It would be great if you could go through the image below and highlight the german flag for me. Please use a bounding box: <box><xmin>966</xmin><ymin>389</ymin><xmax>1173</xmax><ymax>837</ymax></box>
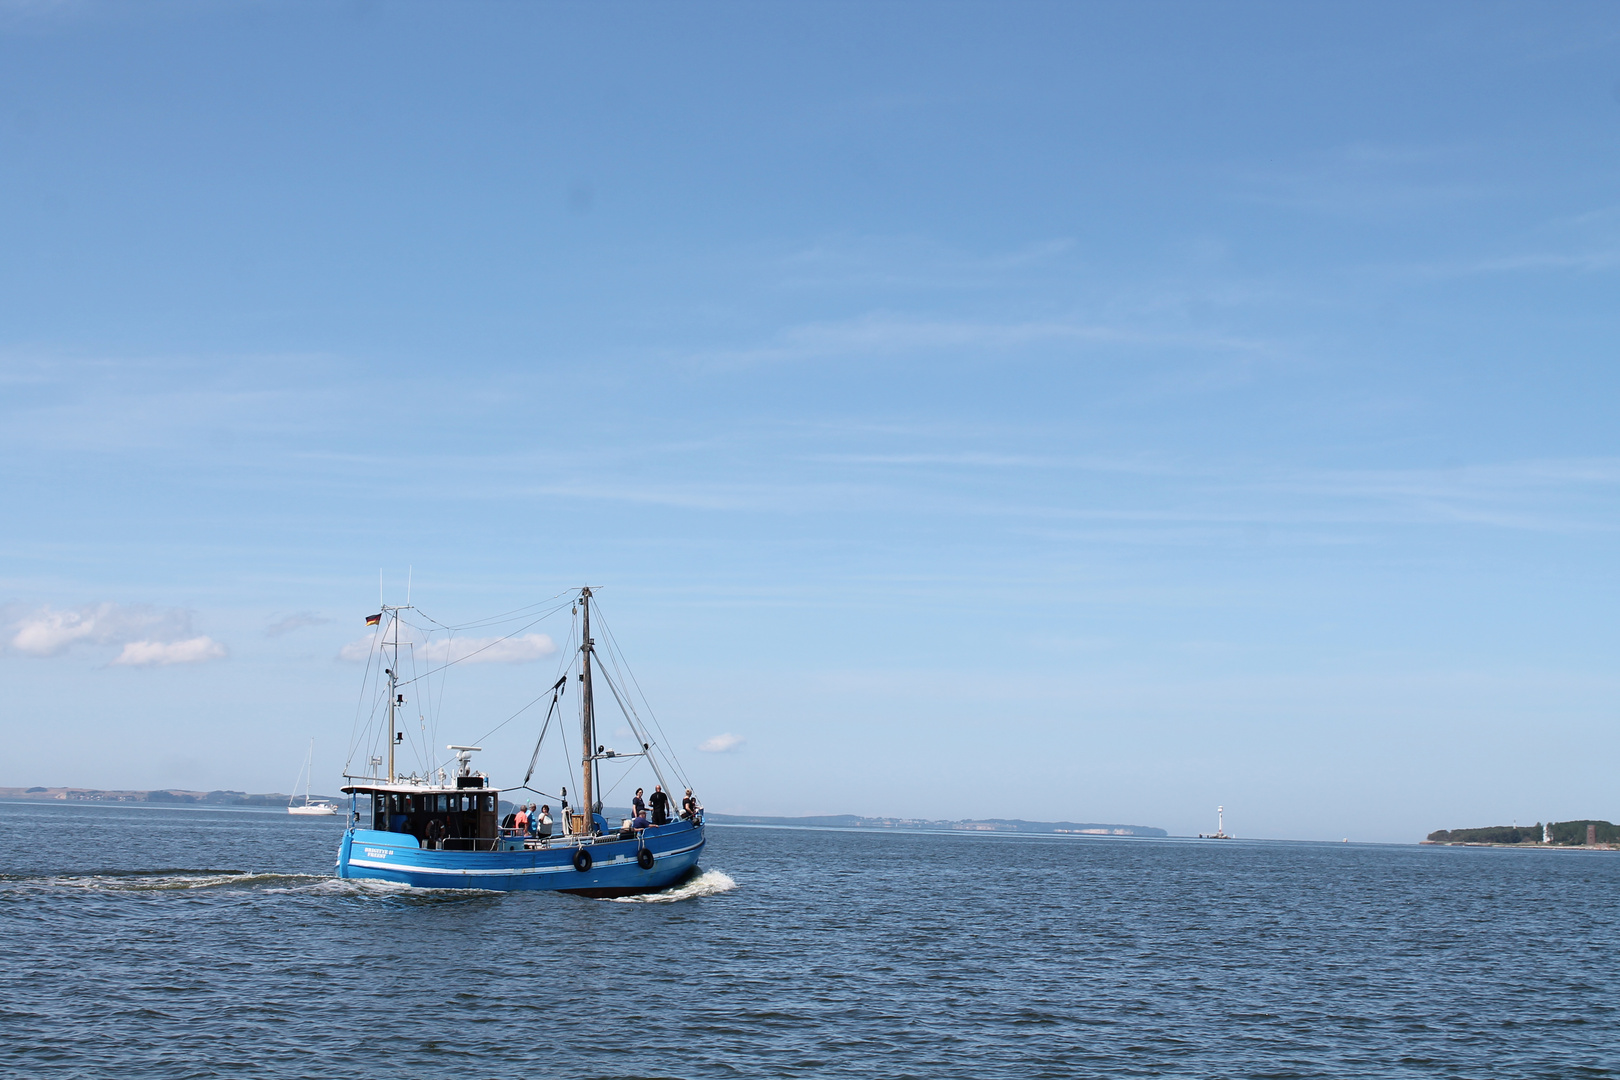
<box><xmin>365</xmin><ymin>612</ymin><xmax>383</xmax><ymax>626</ymax></box>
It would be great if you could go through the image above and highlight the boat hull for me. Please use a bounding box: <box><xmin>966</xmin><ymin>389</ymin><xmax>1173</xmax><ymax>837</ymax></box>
<box><xmin>335</xmin><ymin>819</ymin><xmax>705</xmax><ymax>895</ymax></box>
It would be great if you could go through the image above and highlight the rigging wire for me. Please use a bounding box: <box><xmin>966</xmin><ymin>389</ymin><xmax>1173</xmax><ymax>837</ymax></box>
<box><xmin>597</xmin><ymin>758</ymin><xmax>640</xmax><ymax>802</ymax></box>
<box><xmin>592</xmin><ymin>662</ymin><xmax>670</xmax><ymax>794</ymax></box>
<box><xmin>343</xmin><ymin>621</ymin><xmax>385</xmax><ymax>774</ymax></box>
<box><xmin>391</xmin><ymin>599</ymin><xmax>575</xmax><ymax>689</ymax></box>
<box><xmin>593</xmin><ymin>605</ymin><xmax>692</xmax><ymax>792</ymax></box>
<box><xmin>427</xmin><ymin>685</ymin><xmax>555</xmax><ymax>777</ymax></box>
<box><xmin>522</xmin><ymin>677</ymin><xmax>568</xmax><ymax>786</ymax></box>
<box><xmin>412</xmin><ymin>589</ymin><xmax>575</xmax><ymax>633</ymax></box>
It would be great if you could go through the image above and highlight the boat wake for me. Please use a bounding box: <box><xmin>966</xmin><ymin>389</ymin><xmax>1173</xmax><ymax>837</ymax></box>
<box><xmin>282</xmin><ymin>877</ymin><xmax>500</xmax><ymax>901</ymax></box>
<box><xmin>0</xmin><ymin>869</ymin><xmax>316</xmax><ymax>893</ymax></box>
<box><xmin>609</xmin><ymin>868</ymin><xmax>736</xmax><ymax>903</ymax></box>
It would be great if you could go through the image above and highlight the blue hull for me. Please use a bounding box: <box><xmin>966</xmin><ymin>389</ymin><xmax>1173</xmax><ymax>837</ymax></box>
<box><xmin>336</xmin><ymin>819</ymin><xmax>705</xmax><ymax>896</ymax></box>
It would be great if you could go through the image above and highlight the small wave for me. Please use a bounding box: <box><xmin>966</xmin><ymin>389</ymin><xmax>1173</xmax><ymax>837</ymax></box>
<box><xmin>1</xmin><ymin>871</ymin><xmax>313</xmax><ymax>893</ymax></box>
<box><xmin>609</xmin><ymin>868</ymin><xmax>736</xmax><ymax>903</ymax></box>
<box><xmin>277</xmin><ymin>877</ymin><xmax>495</xmax><ymax>899</ymax></box>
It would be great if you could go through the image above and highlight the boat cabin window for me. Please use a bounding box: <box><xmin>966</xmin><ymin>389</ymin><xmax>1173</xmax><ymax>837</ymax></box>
<box><xmin>363</xmin><ymin>788</ymin><xmax>499</xmax><ymax>843</ymax></box>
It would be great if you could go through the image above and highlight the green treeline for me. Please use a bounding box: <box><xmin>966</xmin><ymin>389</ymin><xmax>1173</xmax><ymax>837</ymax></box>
<box><xmin>1427</xmin><ymin>820</ymin><xmax>1618</xmax><ymax>845</ymax></box>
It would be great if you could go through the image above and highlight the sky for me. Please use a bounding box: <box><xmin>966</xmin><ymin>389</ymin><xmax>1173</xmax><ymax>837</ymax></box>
<box><xmin>2</xmin><ymin>1</ymin><xmax>1618</xmax><ymax>843</ymax></box>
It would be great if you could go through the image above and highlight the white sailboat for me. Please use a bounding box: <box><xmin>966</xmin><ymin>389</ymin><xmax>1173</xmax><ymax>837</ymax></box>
<box><xmin>288</xmin><ymin>740</ymin><xmax>338</xmax><ymax>815</ymax></box>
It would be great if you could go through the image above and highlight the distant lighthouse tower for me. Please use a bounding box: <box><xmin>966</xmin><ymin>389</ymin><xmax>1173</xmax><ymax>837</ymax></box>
<box><xmin>1201</xmin><ymin>805</ymin><xmax>1232</xmax><ymax>839</ymax></box>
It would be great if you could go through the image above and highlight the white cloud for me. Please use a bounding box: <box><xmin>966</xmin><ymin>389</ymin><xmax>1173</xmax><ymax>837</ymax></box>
<box><xmin>5</xmin><ymin>603</ymin><xmax>215</xmax><ymax>661</ymax></box>
<box><xmin>339</xmin><ymin>631</ymin><xmax>556</xmax><ymax>665</ymax></box>
<box><xmin>338</xmin><ymin>636</ymin><xmax>377</xmax><ymax>663</ymax></box>
<box><xmin>265</xmin><ymin>611</ymin><xmax>331</xmax><ymax>637</ymax></box>
<box><xmin>10</xmin><ymin>606</ymin><xmax>107</xmax><ymax>655</ymax></box>
<box><xmin>110</xmin><ymin>637</ymin><xmax>228</xmax><ymax>667</ymax></box>
<box><xmin>697</xmin><ymin>733</ymin><xmax>746</xmax><ymax>753</ymax></box>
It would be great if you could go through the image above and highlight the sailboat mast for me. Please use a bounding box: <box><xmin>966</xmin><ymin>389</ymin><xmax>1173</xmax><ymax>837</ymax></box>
<box><xmin>579</xmin><ymin>587</ymin><xmax>596</xmax><ymax>834</ymax></box>
<box><xmin>387</xmin><ymin>608</ymin><xmax>398</xmax><ymax>783</ymax></box>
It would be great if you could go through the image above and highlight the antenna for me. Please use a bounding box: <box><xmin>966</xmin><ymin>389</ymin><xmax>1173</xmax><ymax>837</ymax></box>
<box><xmin>378</xmin><ymin>568</ymin><xmax>383</xmax><ymax>607</ymax></box>
<box><xmin>448</xmin><ymin>744</ymin><xmax>483</xmax><ymax>777</ymax></box>
<box><xmin>407</xmin><ymin>566</ymin><xmax>412</xmax><ymax>604</ymax></box>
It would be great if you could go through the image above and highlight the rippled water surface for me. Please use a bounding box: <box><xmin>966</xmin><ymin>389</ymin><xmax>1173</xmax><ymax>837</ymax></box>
<box><xmin>2</xmin><ymin>801</ymin><xmax>1618</xmax><ymax>1078</ymax></box>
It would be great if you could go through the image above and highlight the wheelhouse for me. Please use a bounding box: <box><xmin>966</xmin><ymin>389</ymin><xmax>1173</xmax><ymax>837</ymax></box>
<box><xmin>344</xmin><ymin>778</ymin><xmax>502</xmax><ymax>851</ymax></box>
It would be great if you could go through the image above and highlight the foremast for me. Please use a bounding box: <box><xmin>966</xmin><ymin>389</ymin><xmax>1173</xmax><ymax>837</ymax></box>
<box><xmin>381</xmin><ymin>602</ymin><xmax>412</xmax><ymax>783</ymax></box>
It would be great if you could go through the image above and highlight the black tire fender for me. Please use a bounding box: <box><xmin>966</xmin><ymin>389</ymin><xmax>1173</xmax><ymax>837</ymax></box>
<box><xmin>636</xmin><ymin>847</ymin><xmax>655</xmax><ymax>870</ymax></box>
<box><xmin>573</xmin><ymin>847</ymin><xmax>592</xmax><ymax>872</ymax></box>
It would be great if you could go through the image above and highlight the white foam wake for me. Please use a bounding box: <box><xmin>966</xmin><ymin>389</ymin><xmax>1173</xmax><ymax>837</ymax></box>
<box><xmin>3</xmin><ymin>871</ymin><xmax>306</xmax><ymax>893</ymax></box>
<box><xmin>610</xmin><ymin>868</ymin><xmax>737</xmax><ymax>903</ymax></box>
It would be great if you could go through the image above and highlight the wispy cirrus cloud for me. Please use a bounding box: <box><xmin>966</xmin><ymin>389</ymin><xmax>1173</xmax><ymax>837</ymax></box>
<box><xmin>697</xmin><ymin>312</ymin><xmax>1266</xmax><ymax>370</ymax></box>
<box><xmin>338</xmin><ymin>631</ymin><xmax>556</xmax><ymax>665</ymax></box>
<box><xmin>3</xmin><ymin>603</ymin><xmax>227</xmax><ymax>666</ymax></box>
<box><xmin>265</xmin><ymin>611</ymin><xmax>332</xmax><ymax>637</ymax></box>
<box><xmin>697</xmin><ymin>733</ymin><xmax>745</xmax><ymax>753</ymax></box>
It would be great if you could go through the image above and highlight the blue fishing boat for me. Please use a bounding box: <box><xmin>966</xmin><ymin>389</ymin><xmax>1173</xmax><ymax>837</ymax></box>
<box><xmin>335</xmin><ymin>586</ymin><xmax>705</xmax><ymax>896</ymax></box>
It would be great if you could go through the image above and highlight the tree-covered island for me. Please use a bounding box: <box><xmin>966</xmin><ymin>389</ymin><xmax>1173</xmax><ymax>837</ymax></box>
<box><xmin>1426</xmin><ymin>820</ymin><xmax>1618</xmax><ymax>846</ymax></box>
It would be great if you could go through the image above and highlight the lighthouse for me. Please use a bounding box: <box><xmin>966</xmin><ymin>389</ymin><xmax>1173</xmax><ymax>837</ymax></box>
<box><xmin>1200</xmin><ymin>805</ymin><xmax>1232</xmax><ymax>839</ymax></box>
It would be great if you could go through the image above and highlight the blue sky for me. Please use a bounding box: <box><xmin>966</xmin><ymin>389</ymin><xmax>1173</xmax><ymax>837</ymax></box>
<box><xmin>2</xmin><ymin>2</ymin><xmax>1618</xmax><ymax>842</ymax></box>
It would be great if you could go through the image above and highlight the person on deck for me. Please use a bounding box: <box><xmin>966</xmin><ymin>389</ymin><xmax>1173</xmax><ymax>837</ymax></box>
<box><xmin>631</xmin><ymin>808</ymin><xmax>650</xmax><ymax>830</ymax></box>
<box><xmin>514</xmin><ymin>805</ymin><xmax>529</xmax><ymax>834</ymax></box>
<box><xmin>632</xmin><ymin>788</ymin><xmax>646</xmax><ymax>817</ymax></box>
<box><xmin>648</xmin><ymin>785</ymin><xmax>669</xmax><ymax>826</ymax></box>
<box><xmin>537</xmin><ymin>805</ymin><xmax>553</xmax><ymax>838</ymax></box>
<box><xmin>681</xmin><ymin>790</ymin><xmax>698</xmax><ymax>820</ymax></box>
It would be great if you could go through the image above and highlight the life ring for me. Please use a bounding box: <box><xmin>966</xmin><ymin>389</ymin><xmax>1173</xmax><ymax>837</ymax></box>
<box><xmin>636</xmin><ymin>847</ymin><xmax>655</xmax><ymax>870</ymax></box>
<box><xmin>573</xmin><ymin>848</ymin><xmax>592</xmax><ymax>872</ymax></box>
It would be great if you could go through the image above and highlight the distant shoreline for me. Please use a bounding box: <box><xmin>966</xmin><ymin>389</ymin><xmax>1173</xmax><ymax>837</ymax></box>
<box><xmin>1420</xmin><ymin>840</ymin><xmax>1618</xmax><ymax>851</ymax></box>
<box><xmin>0</xmin><ymin>786</ymin><xmax>343</xmax><ymax>808</ymax></box>
<box><xmin>704</xmin><ymin>812</ymin><xmax>1167</xmax><ymax>837</ymax></box>
<box><xmin>0</xmin><ymin>787</ymin><xmax>1166</xmax><ymax>837</ymax></box>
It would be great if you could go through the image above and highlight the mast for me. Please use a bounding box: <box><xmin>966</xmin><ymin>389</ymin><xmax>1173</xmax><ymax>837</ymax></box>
<box><xmin>579</xmin><ymin>586</ymin><xmax>596</xmax><ymax>834</ymax></box>
<box><xmin>386</xmin><ymin>606</ymin><xmax>400</xmax><ymax>783</ymax></box>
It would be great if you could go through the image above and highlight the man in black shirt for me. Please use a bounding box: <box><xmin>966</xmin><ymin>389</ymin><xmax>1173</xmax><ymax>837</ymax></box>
<box><xmin>648</xmin><ymin>785</ymin><xmax>670</xmax><ymax>826</ymax></box>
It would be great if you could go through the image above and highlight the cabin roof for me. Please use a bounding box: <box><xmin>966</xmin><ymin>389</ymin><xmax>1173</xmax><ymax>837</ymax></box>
<box><xmin>341</xmin><ymin>782</ymin><xmax>501</xmax><ymax>796</ymax></box>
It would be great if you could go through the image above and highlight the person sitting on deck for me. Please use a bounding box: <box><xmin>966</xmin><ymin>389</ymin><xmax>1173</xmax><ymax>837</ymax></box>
<box><xmin>648</xmin><ymin>785</ymin><xmax>670</xmax><ymax>826</ymax></box>
<box><xmin>536</xmin><ymin>805</ymin><xmax>553</xmax><ymax>838</ymax></box>
<box><xmin>681</xmin><ymin>790</ymin><xmax>698</xmax><ymax>820</ymax></box>
<box><xmin>631</xmin><ymin>808</ymin><xmax>650</xmax><ymax>830</ymax></box>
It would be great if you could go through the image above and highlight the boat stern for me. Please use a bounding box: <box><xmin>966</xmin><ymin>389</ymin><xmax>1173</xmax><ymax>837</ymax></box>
<box><xmin>336</xmin><ymin>827</ymin><xmax>356</xmax><ymax>878</ymax></box>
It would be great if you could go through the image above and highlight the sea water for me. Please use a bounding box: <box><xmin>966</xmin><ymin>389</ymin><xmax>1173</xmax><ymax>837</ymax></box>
<box><xmin>1</xmin><ymin>800</ymin><xmax>1617</xmax><ymax>1078</ymax></box>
